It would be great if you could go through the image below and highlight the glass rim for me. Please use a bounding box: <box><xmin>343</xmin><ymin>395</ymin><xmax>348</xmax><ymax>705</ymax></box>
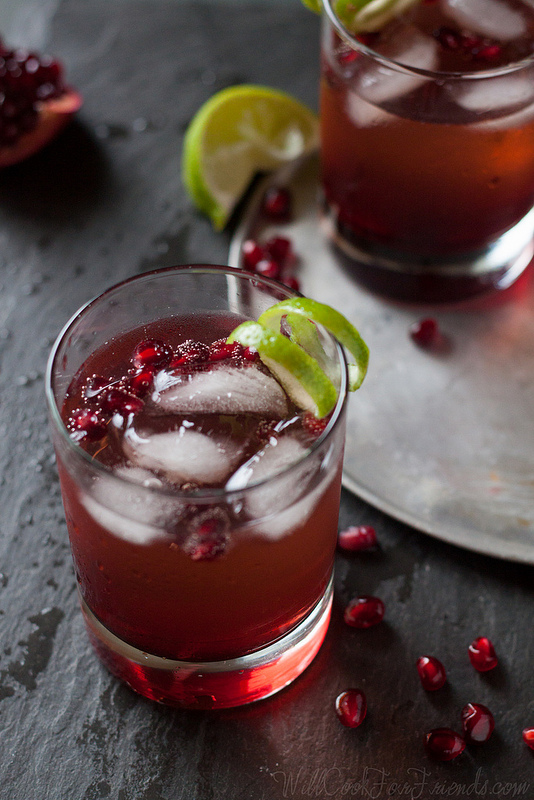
<box><xmin>45</xmin><ymin>264</ymin><xmax>349</xmax><ymax>501</ymax></box>
<box><xmin>321</xmin><ymin>0</ymin><xmax>534</xmax><ymax>80</ymax></box>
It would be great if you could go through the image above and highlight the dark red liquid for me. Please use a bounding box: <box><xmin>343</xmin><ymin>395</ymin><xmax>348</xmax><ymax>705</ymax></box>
<box><xmin>58</xmin><ymin>312</ymin><xmax>342</xmax><ymax>662</ymax></box>
<box><xmin>320</xmin><ymin>0</ymin><xmax>534</xmax><ymax>300</ymax></box>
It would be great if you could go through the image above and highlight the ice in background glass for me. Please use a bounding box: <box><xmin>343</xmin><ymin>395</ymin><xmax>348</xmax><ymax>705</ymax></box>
<box><xmin>320</xmin><ymin>0</ymin><xmax>534</xmax><ymax>303</ymax></box>
<box><xmin>46</xmin><ymin>266</ymin><xmax>348</xmax><ymax>709</ymax></box>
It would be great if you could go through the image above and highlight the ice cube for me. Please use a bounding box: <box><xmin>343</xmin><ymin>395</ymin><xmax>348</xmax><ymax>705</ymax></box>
<box><xmin>226</xmin><ymin>435</ymin><xmax>330</xmax><ymax>540</ymax></box>
<box><xmin>154</xmin><ymin>364</ymin><xmax>288</xmax><ymax>417</ymax></box>
<box><xmin>80</xmin><ymin>467</ymin><xmax>167</xmax><ymax>545</ymax></box>
<box><xmin>357</xmin><ymin>26</ymin><xmax>439</xmax><ymax>106</ymax></box>
<box><xmin>123</xmin><ymin>427</ymin><xmax>244</xmax><ymax>485</ymax></box>
<box><xmin>451</xmin><ymin>74</ymin><xmax>534</xmax><ymax>114</ymax></box>
<box><xmin>441</xmin><ymin>0</ymin><xmax>527</xmax><ymax>41</ymax></box>
<box><xmin>346</xmin><ymin>90</ymin><xmax>394</xmax><ymax>127</ymax></box>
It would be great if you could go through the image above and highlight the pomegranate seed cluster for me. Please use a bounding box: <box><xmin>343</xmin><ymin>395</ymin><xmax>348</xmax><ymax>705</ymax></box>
<box><xmin>66</xmin><ymin>335</ymin><xmax>259</xmax><ymax>443</ymax></box>
<box><xmin>0</xmin><ymin>39</ymin><xmax>66</xmax><ymax>147</ymax></box>
<box><xmin>434</xmin><ymin>26</ymin><xmax>504</xmax><ymax>63</ymax></box>
<box><xmin>240</xmin><ymin>186</ymin><xmax>301</xmax><ymax>292</ymax></box>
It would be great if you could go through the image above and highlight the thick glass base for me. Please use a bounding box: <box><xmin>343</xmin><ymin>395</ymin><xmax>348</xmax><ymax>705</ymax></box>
<box><xmin>80</xmin><ymin>578</ymin><xmax>333</xmax><ymax>709</ymax></box>
<box><xmin>322</xmin><ymin>205</ymin><xmax>534</xmax><ymax>304</ymax></box>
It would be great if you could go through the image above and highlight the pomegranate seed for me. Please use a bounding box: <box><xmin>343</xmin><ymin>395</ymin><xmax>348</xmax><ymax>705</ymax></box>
<box><xmin>302</xmin><ymin>412</ymin><xmax>327</xmax><ymax>438</ymax></box>
<box><xmin>255</xmin><ymin>258</ymin><xmax>281</xmax><ymax>280</ymax></box>
<box><xmin>468</xmin><ymin>636</ymin><xmax>498</xmax><ymax>672</ymax></box>
<box><xmin>132</xmin><ymin>339</ymin><xmax>172</xmax><ymax>369</ymax></box>
<box><xmin>409</xmin><ymin>317</ymin><xmax>439</xmax><ymax>347</ymax></box>
<box><xmin>183</xmin><ymin>516</ymin><xmax>228</xmax><ymax>561</ymax></box>
<box><xmin>127</xmin><ymin>367</ymin><xmax>155</xmax><ymax>397</ymax></box>
<box><xmin>242</xmin><ymin>239</ymin><xmax>266</xmax><ymax>270</ymax></box>
<box><xmin>416</xmin><ymin>656</ymin><xmax>447</xmax><ymax>691</ymax></box>
<box><xmin>261</xmin><ymin>186</ymin><xmax>292</xmax><ymax>221</ymax></box>
<box><xmin>335</xmin><ymin>689</ymin><xmax>367</xmax><ymax>728</ymax></box>
<box><xmin>424</xmin><ymin>729</ymin><xmax>465</xmax><ymax>761</ymax></box>
<box><xmin>171</xmin><ymin>340</ymin><xmax>209</xmax><ymax>367</ymax></box>
<box><xmin>242</xmin><ymin>346</ymin><xmax>259</xmax><ymax>361</ymax></box>
<box><xmin>209</xmin><ymin>340</ymin><xmax>243</xmax><ymax>361</ymax></box>
<box><xmin>344</xmin><ymin>595</ymin><xmax>385</xmax><ymax>629</ymax></box>
<box><xmin>523</xmin><ymin>728</ymin><xmax>534</xmax><ymax>750</ymax></box>
<box><xmin>436</xmin><ymin>26</ymin><xmax>463</xmax><ymax>50</ymax></box>
<box><xmin>0</xmin><ymin>42</ymin><xmax>66</xmax><ymax>147</ymax></box>
<box><xmin>475</xmin><ymin>44</ymin><xmax>502</xmax><ymax>62</ymax></box>
<box><xmin>282</xmin><ymin>275</ymin><xmax>301</xmax><ymax>292</ymax></box>
<box><xmin>69</xmin><ymin>408</ymin><xmax>107</xmax><ymax>441</ymax></box>
<box><xmin>338</xmin><ymin>525</ymin><xmax>377</xmax><ymax>552</ymax></box>
<box><xmin>101</xmin><ymin>387</ymin><xmax>144</xmax><ymax>415</ymax></box>
<box><xmin>461</xmin><ymin>703</ymin><xmax>495</xmax><ymax>744</ymax></box>
<box><xmin>264</xmin><ymin>236</ymin><xmax>293</xmax><ymax>267</ymax></box>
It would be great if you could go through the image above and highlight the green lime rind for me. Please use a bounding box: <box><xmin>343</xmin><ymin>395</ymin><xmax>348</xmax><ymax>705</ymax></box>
<box><xmin>227</xmin><ymin>320</ymin><xmax>338</xmax><ymax>418</ymax></box>
<box><xmin>182</xmin><ymin>84</ymin><xmax>319</xmax><ymax>230</ymax></box>
<box><xmin>300</xmin><ymin>0</ymin><xmax>322</xmax><ymax>12</ymax></box>
<box><xmin>258</xmin><ymin>298</ymin><xmax>369</xmax><ymax>391</ymax></box>
<box><xmin>333</xmin><ymin>0</ymin><xmax>421</xmax><ymax>33</ymax></box>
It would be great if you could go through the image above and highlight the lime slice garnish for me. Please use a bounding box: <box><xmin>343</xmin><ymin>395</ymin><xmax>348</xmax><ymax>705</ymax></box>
<box><xmin>300</xmin><ymin>0</ymin><xmax>322</xmax><ymax>12</ymax></box>
<box><xmin>258</xmin><ymin>298</ymin><xmax>369</xmax><ymax>391</ymax></box>
<box><xmin>227</xmin><ymin>321</ymin><xmax>338</xmax><ymax>419</ymax></box>
<box><xmin>333</xmin><ymin>0</ymin><xmax>421</xmax><ymax>33</ymax></box>
<box><xmin>182</xmin><ymin>85</ymin><xmax>319</xmax><ymax>230</ymax></box>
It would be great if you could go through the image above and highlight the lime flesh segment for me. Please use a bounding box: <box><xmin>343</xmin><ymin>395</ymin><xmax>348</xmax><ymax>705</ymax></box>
<box><xmin>333</xmin><ymin>0</ymin><xmax>421</xmax><ymax>33</ymax></box>
<box><xmin>258</xmin><ymin>298</ymin><xmax>369</xmax><ymax>391</ymax></box>
<box><xmin>227</xmin><ymin>321</ymin><xmax>338</xmax><ymax>418</ymax></box>
<box><xmin>182</xmin><ymin>85</ymin><xmax>319</xmax><ymax>230</ymax></box>
<box><xmin>300</xmin><ymin>0</ymin><xmax>322</xmax><ymax>12</ymax></box>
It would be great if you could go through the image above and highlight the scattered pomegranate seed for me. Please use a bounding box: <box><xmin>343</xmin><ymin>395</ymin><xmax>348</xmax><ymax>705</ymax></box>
<box><xmin>282</xmin><ymin>275</ymin><xmax>300</xmax><ymax>292</ymax></box>
<box><xmin>101</xmin><ymin>387</ymin><xmax>144</xmax><ymax>416</ymax></box>
<box><xmin>255</xmin><ymin>258</ymin><xmax>281</xmax><ymax>280</ymax></box>
<box><xmin>461</xmin><ymin>703</ymin><xmax>495</xmax><ymax>744</ymax></box>
<box><xmin>409</xmin><ymin>317</ymin><xmax>439</xmax><ymax>347</ymax></box>
<box><xmin>261</xmin><ymin>186</ymin><xmax>292</xmax><ymax>221</ymax></box>
<box><xmin>522</xmin><ymin>728</ymin><xmax>534</xmax><ymax>750</ymax></box>
<box><xmin>436</xmin><ymin>26</ymin><xmax>463</xmax><ymax>50</ymax></box>
<box><xmin>338</xmin><ymin>525</ymin><xmax>377</xmax><ymax>552</ymax></box>
<box><xmin>69</xmin><ymin>408</ymin><xmax>107</xmax><ymax>441</ymax></box>
<box><xmin>208</xmin><ymin>340</ymin><xmax>243</xmax><ymax>361</ymax></box>
<box><xmin>171</xmin><ymin>340</ymin><xmax>210</xmax><ymax>367</ymax></box>
<box><xmin>335</xmin><ymin>689</ymin><xmax>367</xmax><ymax>728</ymax></box>
<box><xmin>468</xmin><ymin>636</ymin><xmax>498</xmax><ymax>672</ymax></box>
<box><xmin>264</xmin><ymin>236</ymin><xmax>293</xmax><ymax>267</ymax></box>
<box><xmin>241</xmin><ymin>239</ymin><xmax>266</xmax><ymax>270</ymax></box>
<box><xmin>132</xmin><ymin>339</ymin><xmax>172</xmax><ymax>370</ymax></box>
<box><xmin>183</xmin><ymin>516</ymin><xmax>228</xmax><ymax>561</ymax></box>
<box><xmin>127</xmin><ymin>367</ymin><xmax>155</xmax><ymax>397</ymax></box>
<box><xmin>416</xmin><ymin>656</ymin><xmax>447</xmax><ymax>691</ymax></box>
<box><xmin>424</xmin><ymin>729</ymin><xmax>465</xmax><ymax>761</ymax></box>
<box><xmin>344</xmin><ymin>595</ymin><xmax>385</xmax><ymax>629</ymax></box>
<box><xmin>302</xmin><ymin>413</ymin><xmax>328</xmax><ymax>438</ymax></box>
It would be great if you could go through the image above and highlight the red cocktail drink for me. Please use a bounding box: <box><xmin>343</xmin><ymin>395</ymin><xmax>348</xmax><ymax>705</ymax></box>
<box><xmin>320</xmin><ymin>0</ymin><xmax>534</xmax><ymax>302</ymax></box>
<box><xmin>46</xmin><ymin>267</ymin><xmax>348</xmax><ymax>708</ymax></box>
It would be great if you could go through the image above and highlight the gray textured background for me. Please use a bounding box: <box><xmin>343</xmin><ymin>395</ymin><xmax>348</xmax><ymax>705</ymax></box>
<box><xmin>0</xmin><ymin>2</ymin><xmax>533</xmax><ymax>799</ymax></box>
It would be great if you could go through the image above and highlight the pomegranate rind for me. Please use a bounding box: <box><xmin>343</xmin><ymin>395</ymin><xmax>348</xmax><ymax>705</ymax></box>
<box><xmin>0</xmin><ymin>88</ymin><xmax>82</xmax><ymax>169</ymax></box>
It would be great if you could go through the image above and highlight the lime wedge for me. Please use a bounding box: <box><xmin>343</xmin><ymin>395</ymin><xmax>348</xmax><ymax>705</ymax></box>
<box><xmin>258</xmin><ymin>298</ymin><xmax>369</xmax><ymax>391</ymax></box>
<box><xmin>333</xmin><ymin>0</ymin><xmax>421</xmax><ymax>33</ymax></box>
<box><xmin>182</xmin><ymin>85</ymin><xmax>319</xmax><ymax>230</ymax></box>
<box><xmin>227</xmin><ymin>321</ymin><xmax>338</xmax><ymax>418</ymax></box>
<box><xmin>300</xmin><ymin>0</ymin><xmax>322</xmax><ymax>11</ymax></box>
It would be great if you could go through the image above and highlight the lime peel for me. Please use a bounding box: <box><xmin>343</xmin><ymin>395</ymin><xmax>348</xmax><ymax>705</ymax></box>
<box><xmin>332</xmin><ymin>0</ymin><xmax>421</xmax><ymax>33</ymax></box>
<box><xmin>258</xmin><ymin>298</ymin><xmax>369</xmax><ymax>391</ymax></box>
<box><xmin>227</xmin><ymin>320</ymin><xmax>338</xmax><ymax>419</ymax></box>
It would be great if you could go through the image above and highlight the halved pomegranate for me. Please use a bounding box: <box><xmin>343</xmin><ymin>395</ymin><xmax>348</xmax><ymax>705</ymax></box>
<box><xmin>0</xmin><ymin>40</ymin><xmax>81</xmax><ymax>168</ymax></box>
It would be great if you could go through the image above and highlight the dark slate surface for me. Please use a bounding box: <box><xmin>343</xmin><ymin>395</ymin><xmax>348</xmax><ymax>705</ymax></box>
<box><xmin>0</xmin><ymin>2</ymin><xmax>533</xmax><ymax>798</ymax></box>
